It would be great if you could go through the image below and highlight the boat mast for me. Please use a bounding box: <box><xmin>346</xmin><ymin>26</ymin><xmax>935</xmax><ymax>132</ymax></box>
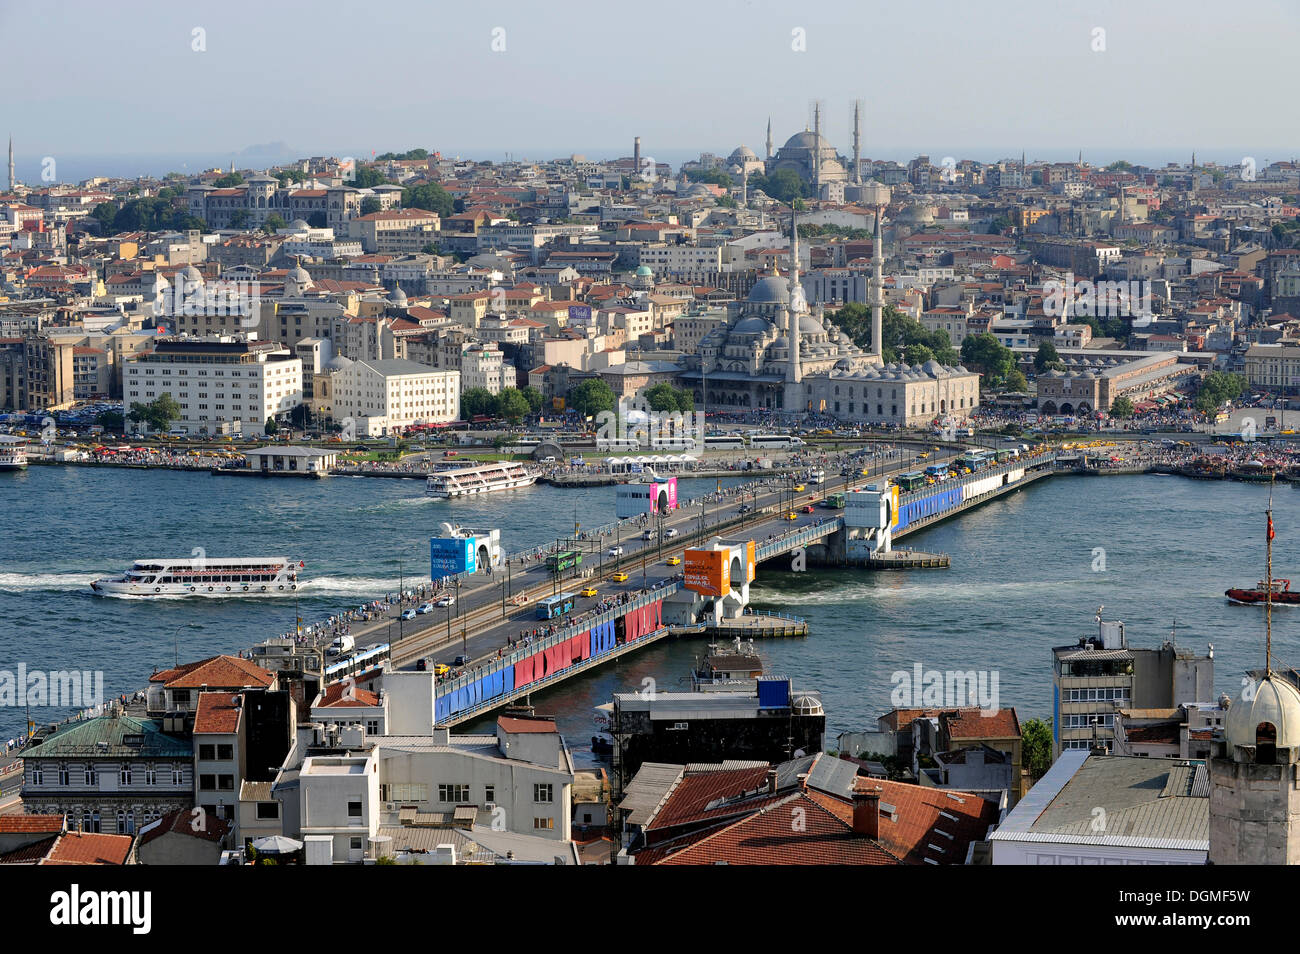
<box><xmin>1267</xmin><ymin>478</ymin><xmax>1274</xmax><ymax>675</ymax></box>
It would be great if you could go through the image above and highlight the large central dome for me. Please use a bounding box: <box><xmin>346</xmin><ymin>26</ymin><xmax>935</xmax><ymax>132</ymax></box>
<box><xmin>747</xmin><ymin>276</ymin><xmax>790</xmax><ymax>305</ymax></box>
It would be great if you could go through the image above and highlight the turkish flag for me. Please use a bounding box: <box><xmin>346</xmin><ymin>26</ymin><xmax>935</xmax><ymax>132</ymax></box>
<box><xmin>1269</xmin><ymin>515</ymin><xmax>1276</xmax><ymax>541</ymax></box>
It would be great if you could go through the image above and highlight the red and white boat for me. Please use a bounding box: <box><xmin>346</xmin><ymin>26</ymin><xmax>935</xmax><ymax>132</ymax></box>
<box><xmin>1225</xmin><ymin>578</ymin><xmax>1300</xmax><ymax>605</ymax></box>
<box><xmin>91</xmin><ymin>557</ymin><xmax>308</xmax><ymax>597</ymax></box>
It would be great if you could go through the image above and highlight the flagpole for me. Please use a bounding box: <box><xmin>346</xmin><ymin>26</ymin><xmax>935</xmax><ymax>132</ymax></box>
<box><xmin>1267</xmin><ymin>477</ymin><xmax>1274</xmax><ymax>676</ymax></box>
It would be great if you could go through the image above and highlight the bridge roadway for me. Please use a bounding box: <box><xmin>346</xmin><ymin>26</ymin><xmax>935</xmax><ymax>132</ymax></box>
<box><xmin>331</xmin><ymin>448</ymin><xmax>1054</xmax><ymax>723</ymax></box>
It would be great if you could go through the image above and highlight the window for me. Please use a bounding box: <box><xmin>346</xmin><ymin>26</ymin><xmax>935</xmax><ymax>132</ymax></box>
<box><xmin>119</xmin><ymin>764</ymin><xmax>131</xmax><ymax>785</ymax></box>
<box><xmin>146</xmin><ymin>763</ymin><xmax>156</xmax><ymax>785</ymax></box>
<box><xmin>199</xmin><ymin>774</ymin><xmax>216</xmax><ymax>791</ymax></box>
<box><xmin>256</xmin><ymin>802</ymin><xmax>280</xmax><ymax>820</ymax></box>
<box><xmin>533</xmin><ymin>817</ymin><xmax>555</xmax><ymax>831</ymax></box>
<box><xmin>365</xmin><ymin>720</ymin><xmax>379</xmax><ymax>735</ymax></box>
<box><xmin>347</xmin><ymin>800</ymin><xmax>363</xmax><ymax>817</ymax></box>
<box><xmin>438</xmin><ymin>784</ymin><xmax>470</xmax><ymax>803</ymax></box>
<box><xmin>350</xmin><ymin>836</ymin><xmax>363</xmax><ymax>850</ymax></box>
<box><xmin>32</xmin><ymin>764</ymin><xmax>42</xmax><ymax>785</ymax></box>
<box><xmin>84</xmin><ymin>764</ymin><xmax>96</xmax><ymax>785</ymax></box>
<box><xmin>218</xmin><ymin>775</ymin><xmax>235</xmax><ymax>791</ymax></box>
<box><xmin>533</xmin><ymin>783</ymin><xmax>553</xmax><ymax>803</ymax></box>
<box><xmin>217</xmin><ymin>744</ymin><xmax>233</xmax><ymax>761</ymax></box>
<box><xmin>484</xmin><ymin>784</ymin><xmax>495</xmax><ymax>803</ymax></box>
<box><xmin>198</xmin><ymin>744</ymin><xmax>216</xmax><ymax>761</ymax></box>
<box><xmin>172</xmin><ymin>763</ymin><xmax>184</xmax><ymax>785</ymax></box>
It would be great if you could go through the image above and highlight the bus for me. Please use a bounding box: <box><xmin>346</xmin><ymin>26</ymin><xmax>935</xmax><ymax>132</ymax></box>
<box><xmin>703</xmin><ymin>435</ymin><xmax>746</xmax><ymax>451</ymax></box>
<box><xmin>650</xmin><ymin>436</ymin><xmax>698</xmax><ymax>451</ymax></box>
<box><xmin>820</xmin><ymin>492</ymin><xmax>846</xmax><ymax>509</ymax></box>
<box><xmin>596</xmin><ymin>437</ymin><xmax>642</xmax><ymax>452</ymax></box>
<box><xmin>896</xmin><ymin>472</ymin><xmax>928</xmax><ymax>492</ymax></box>
<box><xmin>545</xmin><ymin>550</ymin><xmax>583</xmax><ymax>573</ymax></box>
<box><xmin>994</xmin><ymin>448</ymin><xmax>1019</xmax><ymax>462</ymax></box>
<box><xmin>954</xmin><ymin>454</ymin><xmax>985</xmax><ymax>472</ymax></box>
<box><xmin>748</xmin><ymin>434</ymin><xmax>806</xmax><ymax>449</ymax></box>
<box><xmin>924</xmin><ymin>464</ymin><xmax>950</xmax><ymax>480</ymax></box>
<box><xmin>324</xmin><ymin>642</ymin><xmax>391</xmax><ymax>684</ymax></box>
<box><xmin>537</xmin><ymin>592</ymin><xmax>576</xmax><ymax>620</ymax></box>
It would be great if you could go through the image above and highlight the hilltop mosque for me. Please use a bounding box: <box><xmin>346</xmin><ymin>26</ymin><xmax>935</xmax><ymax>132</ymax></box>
<box><xmin>682</xmin><ymin>202</ymin><xmax>980</xmax><ymax>427</ymax></box>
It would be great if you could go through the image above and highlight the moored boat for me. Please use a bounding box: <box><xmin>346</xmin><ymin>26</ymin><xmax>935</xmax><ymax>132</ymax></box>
<box><xmin>0</xmin><ymin>434</ymin><xmax>28</xmax><ymax>471</ymax></box>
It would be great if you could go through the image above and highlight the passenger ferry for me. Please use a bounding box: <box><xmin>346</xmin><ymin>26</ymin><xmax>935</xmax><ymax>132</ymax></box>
<box><xmin>90</xmin><ymin>557</ymin><xmax>307</xmax><ymax>597</ymax></box>
<box><xmin>0</xmin><ymin>435</ymin><xmax>28</xmax><ymax>471</ymax></box>
<box><xmin>426</xmin><ymin>460</ymin><xmax>537</xmax><ymax>498</ymax></box>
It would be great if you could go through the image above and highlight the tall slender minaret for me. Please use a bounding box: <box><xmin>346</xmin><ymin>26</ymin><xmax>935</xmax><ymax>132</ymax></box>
<box><xmin>741</xmin><ymin>166</ymin><xmax>748</xmax><ymax>206</ymax></box>
<box><xmin>852</xmin><ymin>100</ymin><xmax>862</xmax><ymax>185</ymax></box>
<box><xmin>872</xmin><ymin>200</ymin><xmax>884</xmax><ymax>362</ymax></box>
<box><xmin>813</xmin><ymin>101</ymin><xmax>822</xmax><ymax>187</ymax></box>
<box><xmin>766</xmin><ymin>118</ymin><xmax>773</xmax><ymax>161</ymax></box>
<box><xmin>785</xmin><ymin>211</ymin><xmax>804</xmax><ymax>404</ymax></box>
<box><xmin>1190</xmin><ymin>151</ymin><xmax>1197</xmax><ymax>198</ymax></box>
<box><xmin>7</xmin><ymin>136</ymin><xmax>13</xmax><ymax>193</ymax></box>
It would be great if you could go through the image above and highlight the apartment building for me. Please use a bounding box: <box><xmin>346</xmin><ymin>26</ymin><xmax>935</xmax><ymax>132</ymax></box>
<box><xmin>331</xmin><ymin>358</ymin><xmax>460</xmax><ymax>435</ymax></box>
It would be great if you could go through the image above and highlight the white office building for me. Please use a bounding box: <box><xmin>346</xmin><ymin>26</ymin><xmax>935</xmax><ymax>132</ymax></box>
<box><xmin>331</xmin><ymin>358</ymin><xmax>460</xmax><ymax>435</ymax></box>
<box><xmin>124</xmin><ymin>335</ymin><xmax>302</xmax><ymax>437</ymax></box>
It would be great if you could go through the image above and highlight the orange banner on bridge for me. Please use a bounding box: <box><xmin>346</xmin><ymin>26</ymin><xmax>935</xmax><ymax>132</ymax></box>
<box><xmin>684</xmin><ymin>548</ymin><xmax>730</xmax><ymax>596</ymax></box>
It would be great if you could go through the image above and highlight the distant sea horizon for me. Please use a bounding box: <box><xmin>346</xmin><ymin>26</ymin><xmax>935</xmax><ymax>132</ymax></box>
<box><xmin>9</xmin><ymin>146</ymin><xmax>1296</xmax><ymax>187</ymax></box>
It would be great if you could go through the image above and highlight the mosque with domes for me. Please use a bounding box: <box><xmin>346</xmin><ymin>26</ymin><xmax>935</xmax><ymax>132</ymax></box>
<box><xmin>681</xmin><ymin>206</ymin><xmax>980</xmax><ymax>426</ymax></box>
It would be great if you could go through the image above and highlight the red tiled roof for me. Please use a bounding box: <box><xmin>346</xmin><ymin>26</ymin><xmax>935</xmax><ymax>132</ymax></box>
<box><xmin>0</xmin><ymin>816</ymin><xmax>65</xmax><ymax>834</ymax></box>
<box><xmin>941</xmin><ymin>708</ymin><xmax>1020</xmax><ymax>740</ymax></box>
<box><xmin>318</xmin><ymin>681</ymin><xmax>380</xmax><ymax>708</ymax></box>
<box><xmin>137</xmin><ymin>808</ymin><xmax>231</xmax><ymax>848</ymax></box>
<box><xmin>42</xmin><ymin>831</ymin><xmax>133</xmax><ymax>865</ymax></box>
<box><xmin>497</xmin><ymin>716</ymin><xmax>556</xmax><ymax>734</ymax></box>
<box><xmin>194</xmin><ymin>692</ymin><xmax>243</xmax><ymax>734</ymax></box>
<box><xmin>847</xmin><ymin>776</ymin><xmax>999</xmax><ymax>865</ymax></box>
<box><xmin>646</xmin><ymin>767</ymin><xmax>777</xmax><ymax>832</ymax></box>
<box><xmin>0</xmin><ymin>836</ymin><xmax>57</xmax><ymax>864</ymax></box>
<box><xmin>149</xmin><ymin>654</ymin><xmax>274</xmax><ymax>690</ymax></box>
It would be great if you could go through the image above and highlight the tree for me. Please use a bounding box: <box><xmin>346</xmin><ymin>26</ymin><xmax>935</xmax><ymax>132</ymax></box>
<box><xmin>360</xmin><ymin>197</ymin><xmax>382</xmax><ymax>216</ymax></box>
<box><xmin>1005</xmin><ymin>368</ymin><xmax>1029</xmax><ymax>392</ymax></box>
<box><xmin>96</xmin><ymin>410</ymin><xmax>124</xmax><ymax>432</ymax></box>
<box><xmin>988</xmin><ymin>215</ymin><xmax>1013</xmax><ymax>235</ymax></box>
<box><xmin>1022</xmin><ymin>718</ymin><xmax>1054</xmax><ymax>781</ymax></box>
<box><xmin>460</xmin><ymin>388</ymin><xmax>497</xmax><ymax>418</ymax></box>
<box><xmin>643</xmin><ymin>382</ymin><xmax>682</xmax><ymax>413</ymax></box>
<box><xmin>683</xmin><ymin>169</ymin><xmax>733</xmax><ymax>188</ymax></box>
<box><xmin>264</xmin><ymin>416</ymin><xmax>279</xmax><ymax>435</ymax></box>
<box><xmin>1110</xmin><ymin>396</ymin><xmax>1135</xmax><ymax>418</ymax></box>
<box><xmin>288</xmin><ymin>404</ymin><xmax>311</xmax><ymax>428</ymax></box>
<box><xmin>1034</xmin><ymin>340</ymin><xmax>1060</xmax><ymax>374</ymax></box>
<box><xmin>903</xmin><ymin>343</ymin><xmax>934</xmax><ymax>365</ymax></box>
<box><xmin>263</xmin><ymin>214</ymin><xmax>287</xmax><ymax>233</ymax></box>
<box><xmin>376</xmin><ymin>148</ymin><xmax>430</xmax><ymax>161</ymax></box>
<box><xmin>825</xmin><ymin>302</ymin><xmax>958</xmax><ymax>365</ymax></box>
<box><xmin>421</xmin><ymin>242</ymin><xmax>441</xmax><ymax>256</ymax></box>
<box><xmin>747</xmin><ymin>168</ymin><xmax>807</xmax><ymax>203</ymax></box>
<box><xmin>127</xmin><ymin>394</ymin><xmax>181</xmax><ymax>433</ymax></box>
<box><xmin>351</xmin><ymin>167</ymin><xmax>390</xmax><ymax>189</ymax></box>
<box><xmin>568</xmin><ymin>378</ymin><xmax>616</xmax><ymax>419</ymax></box>
<box><xmin>1195</xmin><ymin>370</ymin><xmax>1246</xmax><ymax>413</ymax></box>
<box><xmin>961</xmin><ymin>333</ymin><xmax>1015</xmax><ymax>384</ymax></box>
<box><xmin>495</xmin><ymin>388</ymin><xmax>530</xmax><ymax>424</ymax></box>
<box><xmin>520</xmin><ymin>386</ymin><xmax>544</xmax><ymax>414</ymax></box>
<box><xmin>214</xmin><ymin>173</ymin><xmax>243</xmax><ymax>188</ymax></box>
<box><xmin>229</xmin><ymin>209</ymin><xmax>251</xmax><ymax>229</ymax></box>
<box><xmin>403</xmin><ymin>183</ymin><xmax>454</xmax><ymax>217</ymax></box>
<box><xmin>307</xmin><ymin>211</ymin><xmax>328</xmax><ymax>229</ymax></box>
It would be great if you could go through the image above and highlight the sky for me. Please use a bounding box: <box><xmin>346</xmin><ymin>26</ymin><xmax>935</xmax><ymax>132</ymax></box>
<box><xmin>3</xmin><ymin>0</ymin><xmax>1297</xmax><ymax>175</ymax></box>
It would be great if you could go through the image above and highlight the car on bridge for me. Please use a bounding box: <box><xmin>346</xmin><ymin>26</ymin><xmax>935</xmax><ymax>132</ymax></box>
<box><xmin>608</xmin><ymin>546</ymin><xmax>624</xmax><ymax>557</ymax></box>
<box><xmin>664</xmin><ymin>527</ymin><xmax>678</xmax><ymax>538</ymax></box>
<box><xmin>400</xmin><ymin>609</ymin><xmax>417</xmax><ymax>620</ymax></box>
<box><xmin>436</xmin><ymin>594</ymin><xmax>455</xmax><ymax>607</ymax></box>
<box><xmin>611</xmin><ymin>571</ymin><xmax>629</xmax><ymax>582</ymax></box>
<box><xmin>454</xmin><ymin>654</ymin><xmax>470</xmax><ymax>666</ymax></box>
<box><xmin>793</xmin><ymin>484</ymin><xmax>805</xmax><ymax>492</ymax></box>
<box><xmin>802</xmin><ymin>505</ymin><xmax>815</xmax><ymax>513</ymax></box>
<box><xmin>785</xmin><ymin>512</ymin><xmax>798</xmax><ymax>520</ymax></box>
<box><xmin>666</xmin><ymin>557</ymin><xmax>681</xmax><ymax>566</ymax></box>
<box><xmin>580</xmin><ymin>586</ymin><xmax>598</xmax><ymax>597</ymax></box>
<box><xmin>416</xmin><ymin>602</ymin><xmax>434</xmax><ymax>614</ymax></box>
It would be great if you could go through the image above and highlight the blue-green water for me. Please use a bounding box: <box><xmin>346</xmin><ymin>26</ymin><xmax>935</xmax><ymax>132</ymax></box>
<box><xmin>0</xmin><ymin>466</ymin><xmax>1291</xmax><ymax>760</ymax></box>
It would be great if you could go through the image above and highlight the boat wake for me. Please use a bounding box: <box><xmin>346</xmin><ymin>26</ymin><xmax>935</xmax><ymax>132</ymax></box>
<box><xmin>0</xmin><ymin>572</ymin><xmax>96</xmax><ymax>593</ymax></box>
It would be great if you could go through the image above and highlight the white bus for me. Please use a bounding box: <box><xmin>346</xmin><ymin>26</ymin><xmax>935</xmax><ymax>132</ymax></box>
<box><xmin>703</xmin><ymin>435</ymin><xmax>746</xmax><ymax>451</ymax></box>
<box><xmin>596</xmin><ymin>437</ymin><xmax>642</xmax><ymax>452</ymax></box>
<box><xmin>650</xmin><ymin>436</ymin><xmax>697</xmax><ymax>451</ymax></box>
<box><xmin>748</xmin><ymin>434</ymin><xmax>805</xmax><ymax>449</ymax></box>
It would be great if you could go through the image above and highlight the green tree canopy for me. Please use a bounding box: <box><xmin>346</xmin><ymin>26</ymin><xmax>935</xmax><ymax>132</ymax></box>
<box><xmin>568</xmin><ymin>378</ymin><xmax>616</xmax><ymax>419</ymax></box>
<box><xmin>495</xmin><ymin>387</ymin><xmax>530</xmax><ymax>424</ymax></box>
<box><xmin>1022</xmin><ymin>718</ymin><xmax>1054</xmax><ymax>781</ymax></box>
<box><xmin>825</xmin><ymin>302</ymin><xmax>959</xmax><ymax>365</ymax></box>
<box><xmin>1005</xmin><ymin>368</ymin><xmax>1029</xmax><ymax>392</ymax></box>
<box><xmin>960</xmin><ymin>333</ymin><xmax>1015</xmax><ymax>384</ymax></box>
<box><xmin>520</xmin><ymin>386</ymin><xmax>544</xmax><ymax>414</ymax></box>
<box><xmin>403</xmin><ymin>182</ymin><xmax>454</xmax><ymax>217</ymax></box>
<box><xmin>460</xmin><ymin>387</ymin><xmax>497</xmax><ymax>418</ymax></box>
<box><xmin>126</xmin><ymin>394</ymin><xmax>181</xmax><ymax>432</ymax></box>
<box><xmin>1195</xmin><ymin>371</ymin><xmax>1246</xmax><ymax>413</ymax></box>
<box><xmin>351</xmin><ymin>167</ymin><xmax>390</xmax><ymax>190</ymax></box>
<box><xmin>747</xmin><ymin>168</ymin><xmax>808</xmax><ymax>203</ymax></box>
<box><xmin>360</xmin><ymin>197</ymin><xmax>382</xmax><ymax>215</ymax></box>
<box><xmin>1034</xmin><ymin>340</ymin><xmax>1061</xmax><ymax>374</ymax></box>
<box><xmin>376</xmin><ymin>148</ymin><xmax>431</xmax><ymax>161</ymax></box>
<box><xmin>214</xmin><ymin>173</ymin><xmax>244</xmax><ymax>188</ymax></box>
<box><xmin>263</xmin><ymin>214</ymin><xmax>288</xmax><ymax>233</ymax></box>
<box><xmin>264</xmin><ymin>416</ymin><xmax>279</xmax><ymax>435</ymax></box>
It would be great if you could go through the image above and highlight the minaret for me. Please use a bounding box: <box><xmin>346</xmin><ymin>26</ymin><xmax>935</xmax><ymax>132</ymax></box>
<box><xmin>872</xmin><ymin>200</ymin><xmax>884</xmax><ymax>362</ymax></box>
<box><xmin>852</xmin><ymin>101</ymin><xmax>862</xmax><ymax>185</ymax></box>
<box><xmin>7</xmin><ymin>136</ymin><xmax>13</xmax><ymax>193</ymax></box>
<box><xmin>813</xmin><ymin>101</ymin><xmax>822</xmax><ymax>188</ymax></box>
<box><xmin>784</xmin><ymin>211</ymin><xmax>804</xmax><ymax>410</ymax></box>
<box><xmin>1190</xmin><ymin>151</ymin><xmax>1197</xmax><ymax>199</ymax></box>
<box><xmin>766</xmin><ymin>118</ymin><xmax>773</xmax><ymax>161</ymax></box>
<box><xmin>741</xmin><ymin>166</ymin><xmax>748</xmax><ymax>206</ymax></box>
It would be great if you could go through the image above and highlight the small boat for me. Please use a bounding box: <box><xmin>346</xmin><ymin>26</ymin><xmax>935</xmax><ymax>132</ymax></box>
<box><xmin>1225</xmin><ymin>578</ymin><xmax>1300</xmax><ymax>606</ymax></box>
<box><xmin>591</xmin><ymin>703</ymin><xmax>613</xmax><ymax>756</ymax></box>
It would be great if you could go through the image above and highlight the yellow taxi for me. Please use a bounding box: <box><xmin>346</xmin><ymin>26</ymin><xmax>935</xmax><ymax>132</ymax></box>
<box><xmin>785</xmin><ymin>512</ymin><xmax>798</xmax><ymax>520</ymax></box>
<box><xmin>579</xmin><ymin>586</ymin><xmax>598</xmax><ymax>597</ymax></box>
<box><xmin>666</xmin><ymin>557</ymin><xmax>681</xmax><ymax>566</ymax></box>
<box><xmin>917</xmin><ymin>452</ymin><xmax>930</xmax><ymax>460</ymax></box>
<box><xmin>434</xmin><ymin>664</ymin><xmax>450</xmax><ymax>677</ymax></box>
<box><xmin>611</xmin><ymin>572</ymin><xmax>629</xmax><ymax>583</ymax></box>
<box><xmin>793</xmin><ymin>484</ymin><xmax>805</xmax><ymax>492</ymax></box>
<box><xmin>860</xmin><ymin>468</ymin><xmax>870</xmax><ymax>476</ymax></box>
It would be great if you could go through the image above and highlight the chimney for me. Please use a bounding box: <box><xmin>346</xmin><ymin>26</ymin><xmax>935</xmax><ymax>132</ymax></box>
<box><xmin>852</xmin><ymin>789</ymin><xmax>881</xmax><ymax>839</ymax></box>
<box><xmin>766</xmin><ymin>767</ymin><xmax>778</xmax><ymax>794</ymax></box>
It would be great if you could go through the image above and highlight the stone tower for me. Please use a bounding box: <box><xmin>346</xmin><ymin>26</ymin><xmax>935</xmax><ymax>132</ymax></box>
<box><xmin>1209</xmin><ymin>674</ymin><xmax>1300</xmax><ymax>864</ymax></box>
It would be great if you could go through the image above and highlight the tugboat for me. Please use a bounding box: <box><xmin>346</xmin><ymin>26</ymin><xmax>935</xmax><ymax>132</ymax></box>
<box><xmin>1225</xmin><ymin>578</ymin><xmax>1300</xmax><ymax>605</ymax></box>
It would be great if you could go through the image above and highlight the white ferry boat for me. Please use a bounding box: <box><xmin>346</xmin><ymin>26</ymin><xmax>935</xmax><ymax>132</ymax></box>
<box><xmin>426</xmin><ymin>460</ymin><xmax>537</xmax><ymax>498</ymax></box>
<box><xmin>0</xmin><ymin>435</ymin><xmax>28</xmax><ymax>471</ymax></box>
<box><xmin>90</xmin><ymin>557</ymin><xmax>307</xmax><ymax>597</ymax></box>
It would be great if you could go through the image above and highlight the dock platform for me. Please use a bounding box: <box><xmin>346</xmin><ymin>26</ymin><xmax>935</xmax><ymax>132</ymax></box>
<box><xmin>862</xmin><ymin>549</ymin><xmax>950</xmax><ymax>569</ymax></box>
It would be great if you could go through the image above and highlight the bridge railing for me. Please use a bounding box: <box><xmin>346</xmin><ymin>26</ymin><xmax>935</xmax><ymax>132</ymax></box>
<box><xmin>438</xmin><ymin>581</ymin><xmax>681</xmax><ymax>697</ymax></box>
<box><xmin>897</xmin><ymin>451</ymin><xmax>1057</xmax><ymax>507</ymax></box>
<box><xmin>754</xmin><ymin>518</ymin><xmax>844</xmax><ymax>561</ymax></box>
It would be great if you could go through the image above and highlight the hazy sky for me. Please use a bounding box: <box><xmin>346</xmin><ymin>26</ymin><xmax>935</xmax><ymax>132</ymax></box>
<box><xmin>4</xmin><ymin>0</ymin><xmax>1297</xmax><ymax>166</ymax></box>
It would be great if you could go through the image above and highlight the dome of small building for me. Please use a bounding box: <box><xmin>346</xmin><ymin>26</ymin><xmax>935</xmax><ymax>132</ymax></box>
<box><xmin>284</xmin><ymin>261</ymin><xmax>314</xmax><ymax>295</ymax></box>
<box><xmin>747</xmin><ymin>276</ymin><xmax>791</xmax><ymax>305</ymax></box>
<box><xmin>733</xmin><ymin>315</ymin><xmax>774</xmax><ymax>336</ymax></box>
<box><xmin>729</xmin><ymin>144</ymin><xmax>758</xmax><ymax>162</ymax></box>
<box><xmin>792</xmin><ymin>694</ymin><xmax>824</xmax><ymax>716</ymax></box>
<box><xmin>389</xmin><ymin>283</ymin><xmax>408</xmax><ymax>307</ymax></box>
<box><xmin>178</xmin><ymin>264</ymin><xmax>204</xmax><ymax>287</ymax></box>
<box><xmin>290</xmin><ymin>218</ymin><xmax>311</xmax><ymax>231</ymax></box>
<box><xmin>635</xmin><ymin>265</ymin><xmax>654</xmax><ymax>278</ymax></box>
<box><xmin>798</xmin><ymin>314</ymin><xmax>824</xmax><ymax>335</ymax></box>
<box><xmin>325</xmin><ymin>353</ymin><xmax>353</xmax><ymax>371</ymax></box>
<box><xmin>1225</xmin><ymin>674</ymin><xmax>1300</xmax><ymax>752</ymax></box>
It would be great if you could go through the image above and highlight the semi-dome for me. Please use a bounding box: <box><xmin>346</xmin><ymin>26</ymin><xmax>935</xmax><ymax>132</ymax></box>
<box><xmin>747</xmin><ymin>276</ymin><xmax>791</xmax><ymax>305</ymax></box>
<box><xmin>733</xmin><ymin>315</ymin><xmax>774</xmax><ymax>335</ymax></box>
<box><xmin>1225</xmin><ymin>674</ymin><xmax>1300</xmax><ymax>751</ymax></box>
